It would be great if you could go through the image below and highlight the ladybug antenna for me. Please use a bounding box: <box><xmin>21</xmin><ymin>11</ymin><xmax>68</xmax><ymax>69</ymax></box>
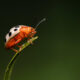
<box><xmin>35</xmin><ymin>18</ymin><xmax>46</xmax><ymax>29</ymax></box>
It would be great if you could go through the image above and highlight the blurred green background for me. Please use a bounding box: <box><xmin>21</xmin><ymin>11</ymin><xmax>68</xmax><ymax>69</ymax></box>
<box><xmin>0</xmin><ymin>0</ymin><xmax>80</xmax><ymax>80</ymax></box>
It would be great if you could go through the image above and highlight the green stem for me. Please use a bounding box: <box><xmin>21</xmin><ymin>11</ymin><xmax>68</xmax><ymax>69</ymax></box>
<box><xmin>4</xmin><ymin>36</ymin><xmax>38</xmax><ymax>80</ymax></box>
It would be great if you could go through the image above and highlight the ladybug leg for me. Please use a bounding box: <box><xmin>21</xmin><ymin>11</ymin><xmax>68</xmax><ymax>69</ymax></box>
<box><xmin>11</xmin><ymin>48</ymin><xmax>18</xmax><ymax>53</ymax></box>
<box><xmin>16</xmin><ymin>45</ymin><xmax>22</xmax><ymax>51</ymax></box>
<box><xmin>16</xmin><ymin>45</ymin><xmax>22</xmax><ymax>48</ymax></box>
<box><xmin>15</xmin><ymin>39</ymin><xmax>22</xmax><ymax>50</ymax></box>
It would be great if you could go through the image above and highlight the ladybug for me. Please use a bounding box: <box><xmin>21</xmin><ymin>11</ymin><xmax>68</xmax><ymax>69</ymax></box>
<box><xmin>5</xmin><ymin>18</ymin><xmax>46</xmax><ymax>52</ymax></box>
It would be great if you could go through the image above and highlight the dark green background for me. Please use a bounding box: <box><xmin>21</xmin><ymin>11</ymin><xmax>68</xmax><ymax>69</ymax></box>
<box><xmin>0</xmin><ymin>0</ymin><xmax>80</xmax><ymax>80</ymax></box>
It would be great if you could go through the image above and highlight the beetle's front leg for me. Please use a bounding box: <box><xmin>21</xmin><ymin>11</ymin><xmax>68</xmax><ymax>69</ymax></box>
<box><xmin>11</xmin><ymin>48</ymin><xmax>18</xmax><ymax>53</ymax></box>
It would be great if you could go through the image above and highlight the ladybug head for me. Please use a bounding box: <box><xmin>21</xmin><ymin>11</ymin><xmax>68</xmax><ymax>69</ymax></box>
<box><xmin>5</xmin><ymin>26</ymin><xmax>21</xmax><ymax>44</ymax></box>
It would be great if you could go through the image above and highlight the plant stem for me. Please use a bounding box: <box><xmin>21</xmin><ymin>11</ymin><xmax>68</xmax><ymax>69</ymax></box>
<box><xmin>4</xmin><ymin>36</ymin><xmax>38</xmax><ymax>80</ymax></box>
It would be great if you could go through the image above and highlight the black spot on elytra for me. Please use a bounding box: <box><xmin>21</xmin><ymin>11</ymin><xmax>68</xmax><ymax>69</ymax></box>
<box><xmin>14</xmin><ymin>28</ymin><xmax>17</xmax><ymax>31</ymax></box>
<box><xmin>9</xmin><ymin>32</ymin><xmax>12</xmax><ymax>37</ymax></box>
<box><xmin>5</xmin><ymin>38</ymin><xmax>6</xmax><ymax>42</ymax></box>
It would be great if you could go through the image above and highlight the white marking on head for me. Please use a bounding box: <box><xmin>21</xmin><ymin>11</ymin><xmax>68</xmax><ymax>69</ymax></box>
<box><xmin>5</xmin><ymin>25</ymin><xmax>21</xmax><ymax>44</ymax></box>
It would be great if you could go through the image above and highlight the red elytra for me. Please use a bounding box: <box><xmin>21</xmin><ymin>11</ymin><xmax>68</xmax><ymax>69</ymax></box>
<box><xmin>5</xmin><ymin>26</ymin><xmax>36</xmax><ymax>51</ymax></box>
